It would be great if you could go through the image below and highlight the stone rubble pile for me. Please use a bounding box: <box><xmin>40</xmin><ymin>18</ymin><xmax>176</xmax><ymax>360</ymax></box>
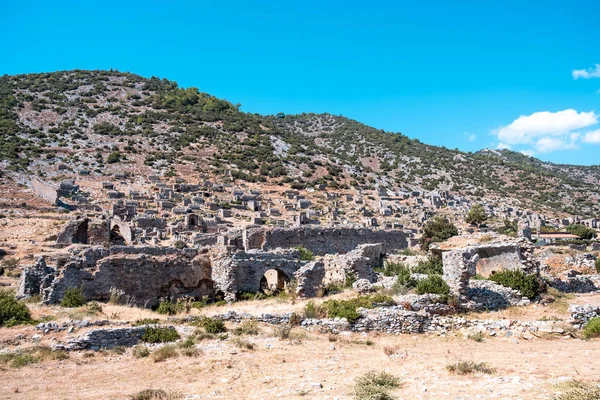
<box><xmin>568</xmin><ymin>304</ymin><xmax>600</xmax><ymax>328</ymax></box>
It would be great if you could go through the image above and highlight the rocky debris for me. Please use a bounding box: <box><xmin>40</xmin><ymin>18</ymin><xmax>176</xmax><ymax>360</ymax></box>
<box><xmin>568</xmin><ymin>304</ymin><xmax>600</xmax><ymax>328</ymax></box>
<box><xmin>564</xmin><ymin>253</ymin><xmax>597</xmax><ymax>270</ymax></box>
<box><xmin>547</xmin><ymin>272</ymin><xmax>600</xmax><ymax>293</ymax></box>
<box><xmin>17</xmin><ymin>257</ymin><xmax>56</xmax><ymax>299</ymax></box>
<box><xmin>394</xmin><ymin>294</ymin><xmax>455</xmax><ymax>315</ymax></box>
<box><xmin>295</xmin><ymin>261</ymin><xmax>326</xmax><ymax>297</ymax></box>
<box><xmin>323</xmin><ymin>243</ymin><xmax>384</xmax><ymax>285</ymax></box>
<box><xmin>385</xmin><ymin>254</ymin><xmax>429</xmax><ymax>268</ymax></box>
<box><xmin>468</xmin><ymin>279</ymin><xmax>530</xmax><ymax>310</ymax></box>
<box><xmin>352</xmin><ymin>279</ymin><xmax>375</xmax><ymax>294</ymax></box>
<box><xmin>56</xmin><ymin>325</ymin><xmax>176</xmax><ymax>351</ymax></box>
<box><xmin>35</xmin><ymin>319</ymin><xmax>122</xmax><ymax>333</ymax></box>
<box><xmin>442</xmin><ymin>248</ymin><xmax>478</xmax><ymax>296</ymax></box>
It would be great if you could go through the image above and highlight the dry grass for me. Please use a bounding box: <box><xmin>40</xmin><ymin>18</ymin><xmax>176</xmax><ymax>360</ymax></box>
<box><xmin>150</xmin><ymin>345</ymin><xmax>178</xmax><ymax>363</ymax></box>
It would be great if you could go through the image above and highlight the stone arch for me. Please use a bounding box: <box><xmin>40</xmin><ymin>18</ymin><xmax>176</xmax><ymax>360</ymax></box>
<box><xmin>186</xmin><ymin>213</ymin><xmax>200</xmax><ymax>229</ymax></box>
<box><xmin>73</xmin><ymin>219</ymin><xmax>89</xmax><ymax>244</ymax></box>
<box><xmin>260</xmin><ymin>268</ymin><xmax>290</xmax><ymax>293</ymax></box>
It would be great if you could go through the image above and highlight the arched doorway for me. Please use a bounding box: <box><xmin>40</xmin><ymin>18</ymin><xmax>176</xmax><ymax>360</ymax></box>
<box><xmin>260</xmin><ymin>269</ymin><xmax>290</xmax><ymax>294</ymax></box>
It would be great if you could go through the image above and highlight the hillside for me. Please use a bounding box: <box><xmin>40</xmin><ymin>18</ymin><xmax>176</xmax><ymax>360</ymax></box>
<box><xmin>0</xmin><ymin>69</ymin><xmax>599</xmax><ymax>218</ymax></box>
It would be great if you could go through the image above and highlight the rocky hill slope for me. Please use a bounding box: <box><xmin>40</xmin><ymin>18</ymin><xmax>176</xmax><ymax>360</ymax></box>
<box><xmin>1</xmin><ymin>69</ymin><xmax>599</xmax><ymax>217</ymax></box>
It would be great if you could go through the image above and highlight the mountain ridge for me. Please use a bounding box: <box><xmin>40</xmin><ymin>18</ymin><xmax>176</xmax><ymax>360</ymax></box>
<box><xmin>0</xmin><ymin>69</ymin><xmax>599</xmax><ymax>218</ymax></box>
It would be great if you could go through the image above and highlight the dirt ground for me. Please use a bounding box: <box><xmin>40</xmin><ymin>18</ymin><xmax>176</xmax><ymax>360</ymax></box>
<box><xmin>1</xmin><ymin>293</ymin><xmax>599</xmax><ymax>400</ymax></box>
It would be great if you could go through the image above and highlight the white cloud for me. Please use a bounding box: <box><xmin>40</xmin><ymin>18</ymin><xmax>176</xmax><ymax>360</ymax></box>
<box><xmin>494</xmin><ymin>109</ymin><xmax>597</xmax><ymax>145</ymax></box>
<box><xmin>468</xmin><ymin>134</ymin><xmax>477</xmax><ymax>142</ymax></box>
<box><xmin>535</xmin><ymin>137</ymin><xmax>578</xmax><ymax>153</ymax></box>
<box><xmin>520</xmin><ymin>149</ymin><xmax>535</xmax><ymax>157</ymax></box>
<box><xmin>496</xmin><ymin>142</ymin><xmax>511</xmax><ymax>150</ymax></box>
<box><xmin>572</xmin><ymin>64</ymin><xmax>600</xmax><ymax>79</ymax></box>
<box><xmin>583</xmin><ymin>129</ymin><xmax>600</xmax><ymax>144</ymax></box>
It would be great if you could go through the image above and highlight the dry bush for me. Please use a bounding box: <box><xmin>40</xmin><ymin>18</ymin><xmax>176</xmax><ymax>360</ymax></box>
<box><xmin>353</xmin><ymin>370</ymin><xmax>401</xmax><ymax>400</ymax></box>
<box><xmin>383</xmin><ymin>345</ymin><xmax>399</xmax><ymax>356</ymax></box>
<box><xmin>150</xmin><ymin>345</ymin><xmax>178</xmax><ymax>363</ymax></box>
<box><xmin>446</xmin><ymin>361</ymin><xmax>495</xmax><ymax>375</ymax></box>
<box><xmin>129</xmin><ymin>389</ymin><xmax>170</xmax><ymax>400</ymax></box>
<box><xmin>232</xmin><ymin>337</ymin><xmax>255</xmax><ymax>350</ymax></box>
<box><xmin>553</xmin><ymin>380</ymin><xmax>600</xmax><ymax>400</ymax></box>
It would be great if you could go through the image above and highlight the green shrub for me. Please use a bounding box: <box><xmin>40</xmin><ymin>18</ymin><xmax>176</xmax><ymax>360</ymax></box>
<box><xmin>200</xmin><ymin>317</ymin><xmax>226</xmax><ymax>334</ymax></box>
<box><xmin>583</xmin><ymin>317</ymin><xmax>600</xmax><ymax>339</ymax></box>
<box><xmin>60</xmin><ymin>286</ymin><xmax>86</xmax><ymax>308</ymax></box>
<box><xmin>489</xmin><ymin>270</ymin><xmax>539</xmax><ymax>299</ymax></box>
<box><xmin>10</xmin><ymin>354</ymin><xmax>37</xmax><ymax>368</ymax></box>
<box><xmin>415</xmin><ymin>275</ymin><xmax>450</xmax><ymax>295</ymax></box>
<box><xmin>0</xmin><ymin>289</ymin><xmax>31</xmax><ymax>327</ymax></box>
<box><xmin>566</xmin><ymin>224</ymin><xmax>596</xmax><ymax>240</ymax></box>
<box><xmin>156</xmin><ymin>299</ymin><xmax>182</xmax><ymax>315</ymax></box>
<box><xmin>353</xmin><ymin>370</ymin><xmax>401</xmax><ymax>400</ymax></box>
<box><xmin>412</xmin><ymin>256</ymin><xmax>443</xmax><ymax>275</ymax></box>
<box><xmin>420</xmin><ymin>215</ymin><xmax>458</xmax><ymax>251</ymax></box>
<box><xmin>321</xmin><ymin>295</ymin><xmax>394</xmax><ymax>323</ymax></box>
<box><xmin>295</xmin><ymin>246</ymin><xmax>315</xmax><ymax>261</ymax></box>
<box><xmin>141</xmin><ymin>326</ymin><xmax>180</xmax><ymax>343</ymax></box>
<box><xmin>106</xmin><ymin>151</ymin><xmax>121</xmax><ymax>164</ymax></box>
<box><xmin>596</xmin><ymin>258</ymin><xmax>600</xmax><ymax>273</ymax></box>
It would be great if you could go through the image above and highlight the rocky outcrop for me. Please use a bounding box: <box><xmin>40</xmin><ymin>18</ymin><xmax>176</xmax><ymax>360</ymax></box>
<box><xmin>569</xmin><ymin>304</ymin><xmax>600</xmax><ymax>328</ymax></box>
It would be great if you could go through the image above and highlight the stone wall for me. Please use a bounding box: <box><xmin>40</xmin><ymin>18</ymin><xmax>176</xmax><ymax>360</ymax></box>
<box><xmin>63</xmin><ymin>325</ymin><xmax>177</xmax><ymax>350</ymax></box>
<box><xmin>211</xmin><ymin>248</ymin><xmax>306</xmax><ymax>299</ymax></box>
<box><xmin>243</xmin><ymin>226</ymin><xmax>408</xmax><ymax>256</ymax></box>
<box><xmin>31</xmin><ymin>178</ymin><xmax>59</xmax><ymax>205</ymax></box>
<box><xmin>19</xmin><ymin>245</ymin><xmax>212</xmax><ymax>307</ymax></box>
<box><xmin>56</xmin><ymin>218</ymin><xmax>111</xmax><ymax>246</ymax></box>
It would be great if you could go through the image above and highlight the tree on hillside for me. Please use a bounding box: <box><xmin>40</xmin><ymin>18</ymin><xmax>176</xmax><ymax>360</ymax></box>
<box><xmin>465</xmin><ymin>204</ymin><xmax>488</xmax><ymax>227</ymax></box>
<box><xmin>420</xmin><ymin>215</ymin><xmax>458</xmax><ymax>251</ymax></box>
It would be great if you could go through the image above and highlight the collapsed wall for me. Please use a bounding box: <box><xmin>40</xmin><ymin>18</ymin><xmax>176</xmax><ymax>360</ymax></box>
<box><xmin>242</xmin><ymin>226</ymin><xmax>408</xmax><ymax>255</ymax></box>
<box><xmin>31</xmin><ymin>178</ymin><xmax>59</xmax><ymax>205</ymax></box>
<box><xmin>19</xmin><ymin>246</ymin><xmax>212</xmax><ymax>307</ymax></box>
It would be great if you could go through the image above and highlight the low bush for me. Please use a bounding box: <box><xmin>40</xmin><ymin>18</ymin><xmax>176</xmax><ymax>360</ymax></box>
<box><xmin>596</xmin><ymin>258</ymin><xmax>600</xmax><ymax>273</ymax></box>
<box><xmin>415</xmin><ymin>275</ymin><xmax>450</xmax><ymax>296</ymax></box>
<box><xmin>60</xmin><ymin>286</ymin><xmax>86</xmax><ymax>308</ymax></box>
<box><xmin>304</xmin><ymin>300</ymin><xmax>323</xmax><ymax>319</ymax></box>
<box><xmin>412</xmin><ymin>256</ymin><xmax>443</xmax><ymax>275</ymax></box>
<box><xmin>150</xmin><ymin>345</ymin><xmax>178</xmax><ymax>363</ymax></box>
<box><xmin>156</xmin><ymin>299</ymin><xmax>182</xmax><ymax>315</ymax></box>
<box><xmin>446</xmin><ymin>361</ymin><xmax>495</xmax><ymax>375</ymax></box>
<box><xmin>583</xmin><ymin>317</ymin><xmax>600</xmax><ymax>339</ymax></box>
<box><xmin>295</xmin><ymin>246</ymin><xmax>315</xmax><ymax>261</ymax></box>
<box><xmin>132</xmin><ymin>345</ymin><xmax>151</xmax><ymax>358</ymax></box>
<box><xmin>141</xmin><ymin>326</ymin><xmax>180</xmax><ymax>343</ymax></box>
<box><xmin>199</xmin><ymin>317</ymin><xmax>226</xmax><ymax>334</ymax></box>
<box><xmin>0</xmin><ymin>289</ymin><xmax>32</xmax><ymax>327</ymax></box>
<box><xmin>233</xmin><ymin>319</ymin><xmax>259</xmax><ymax>336</ymax></box>
<box><xmin>134</xmin><ymin>318</ymin><xmax>160</xmax><ymax>326</ymax></box>
<box><xmin>353</xmin><ymin>370</ymin><xmax>401</xmax><ymax>400</ymax></box>
<box><xmin>232</xmin><ymin>337</ymin><xmax>255</xmax><ymax>350</ymax></box>
<box><xmin>552</xmin><ymin>380</ymin><xmax>600</xmax><ymax>400</ymax></box>
<box><xmin>321</xmin><ymin>295</ymin><xmax>395</xmax><ymax>323</ymax></box>
<box><xmin>130</xmin><ymin>389</ymin><xmax>170</xmax><ymax>400</ymax></box>
<box><xmin>489</xmin><ymin>270</ymin><xmax>540</xmax><ymax>299</ymax></box>
<box><xmin>180</xmin><ymin>346</ymin><xmax>201</xmax><ymax>357</ymax></box>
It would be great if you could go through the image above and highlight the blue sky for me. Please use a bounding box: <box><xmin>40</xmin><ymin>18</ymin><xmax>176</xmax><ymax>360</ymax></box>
<box><xmin>3</xmin><ymin>0</ymin><xmax>600</xmax><ymax>165</ymax></box>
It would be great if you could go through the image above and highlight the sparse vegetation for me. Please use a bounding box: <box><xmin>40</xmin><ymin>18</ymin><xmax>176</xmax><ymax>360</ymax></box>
<box><xmin>353</xmin><ymin>370</ymin><xmax>401</xmax><ymax>400</ymax></box>
<box><xmin>295</xmin><ymin>246</ymin><xmax>315</xmax><ymax>261</ymax></box>
<box><xmin>132</xmin><ymin>345</ymin><xmax>151</xmax><ymax>358</ymax></box>
<box><xmin>552</xmin><ymin>380</ymin><xmax>600</xmax><ymax>400</ymax></box>
<box><xmin>321</xmin><ymin>294</ymin><xmax>395</xmax><ymax>323</ymax></box>
<box><xmin>130</xmin><ymin>389</ymin><xmax>170</xmax><ymax>400</ymax></box>
<box><xmin>199</xmin><ymin>317</ymin><xmax>227</xmax><ymax>334</ymax></box>
<box><xmin>446</xmin><ymin>361</ymin><xmax>495</xmax><ymax>375</ymax></box>
<box><xmin>233</xmin><ymin>319</ymin><xmax>260</xmax><ymax>336</ymax></box>
<box><xmin>150</xmin><ymin>345</ymin><xmax>178</xmax><ymax>363</ymax></box>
